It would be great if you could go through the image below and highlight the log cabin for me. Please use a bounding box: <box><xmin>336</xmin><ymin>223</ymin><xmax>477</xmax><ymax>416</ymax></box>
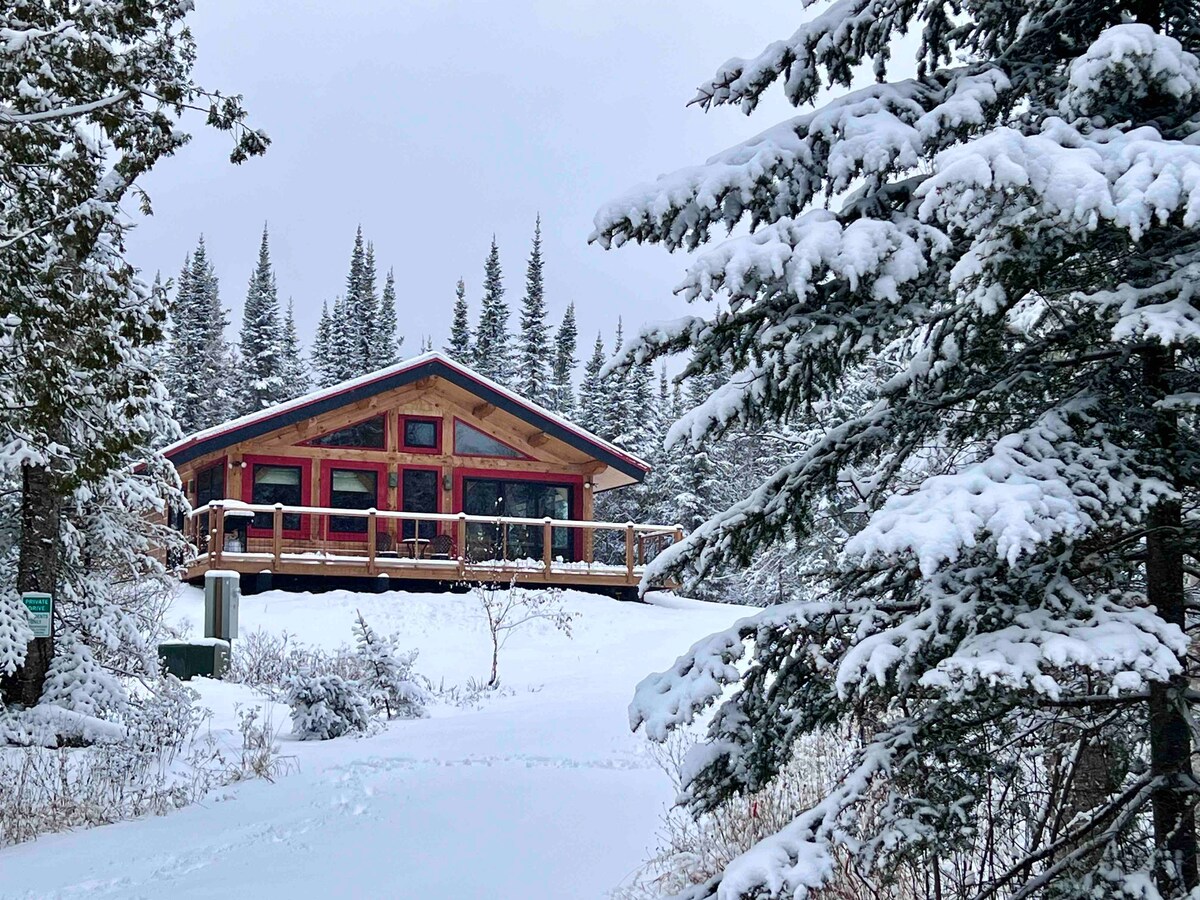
<box><xmin>163</xmin><ymin>351</ymin><xmax>678</xmax><ymax>595</ymax></box>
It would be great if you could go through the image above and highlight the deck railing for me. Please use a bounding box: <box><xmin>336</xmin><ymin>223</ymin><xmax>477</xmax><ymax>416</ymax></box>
<box><xmin>184</xmin><ymin>501</ymin><xmax>683</xmax><ymax>586</ymax></box>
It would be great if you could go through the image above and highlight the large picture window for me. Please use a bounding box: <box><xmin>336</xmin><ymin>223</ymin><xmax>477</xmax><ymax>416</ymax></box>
<box><xmin>309</xmin><ymin>416</ymin><xmax>386</xmax><ymax>450</ymax></box>
<box><xmin>461</xmin><ymin>477</ymin><xmax>574</xmax><ymax>561</ymax></box>
<box><xmin>328</xmin><ymin>468</ymin><xmax>379</xmax><ymax>534</ymax></box>
<box><xmin>401</xmin><ymin>469</ymin><xmax>439</xmax><ymax>540</ymax></box>
<box><xmin>251</xmin><ymin>464</ymin><xmax>303</xmax><ymax>530</ymax></box>
<box><xmin>193</xmin><ymin>462</ymin><xmax>225</xmax><ymax>543</ymax></box>
<box><xmin>454</xmin><ymin>420</ymin><xmax>525</xmax><ymax>458</ymax></box>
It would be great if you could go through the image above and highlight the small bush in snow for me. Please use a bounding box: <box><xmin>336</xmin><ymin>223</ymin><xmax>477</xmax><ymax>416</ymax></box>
<box><xmin>475</xmin><ymin>582</ymin><xmax>574</xmax><ymax>688</ymax></box>
<box><xmin>352</xmin><ymin>611</ymin><xmax>429</xmax><ymax>719</ymax></box>
<box><xmin>284</xmin><ymin>671</ymin><xmax>374</xmax><ymax>741</ymax></box>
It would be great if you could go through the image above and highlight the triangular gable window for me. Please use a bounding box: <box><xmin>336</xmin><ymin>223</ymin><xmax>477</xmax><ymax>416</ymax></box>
<box><xmin>453</xmin><ymin>420</ymin><xmax>528</xmax><ymax>459</ymax></box>
<box><xmin>305</xmin><ymin>415</ymin><xmax>386</xmax><ymax>449</ymax></box>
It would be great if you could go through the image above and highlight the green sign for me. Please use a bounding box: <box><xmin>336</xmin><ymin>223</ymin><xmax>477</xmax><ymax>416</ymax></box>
<box><xmin>21</xmin><ymin>592</ymin><xmax>51</xmax><ymax>639</ymax></box>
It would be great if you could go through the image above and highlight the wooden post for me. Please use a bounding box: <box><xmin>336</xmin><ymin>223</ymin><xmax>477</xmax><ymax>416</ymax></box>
<box><xmin>625</xmin><ymin>522</ymin><xmax>635</xmax><ymax>585</ymax></box>
<box><xmin>457</xmin><ymin>513</ymin><xmax>468</xmax><ymax>576</ymax></box>
<box><xmin>367</xmin><ymin>509</ymin><xmax>377</xmax><ymax>575</ymax></box>
<box><xmin>584</xmin><ymin>525</ymin><xmax>594</xmax><ymax>565</ymax></box>
<box><xmin>272</xmin><ymin>504</ymin><xmax>283</xmax><ymax>569</ymax></box>
<box><xmin>543</xmin><ymin>517</ymin><xmax>553</xmax><ymax>580</ymax></box>
<box><xmin>213</xmin><ymin>502</ymin><xmax>225</xmax><ymax>567</ymax></box>
<box><xmin>501</xmin><ymin>519</ymin><xmax>508</xmax><ymax>562</ymax></box>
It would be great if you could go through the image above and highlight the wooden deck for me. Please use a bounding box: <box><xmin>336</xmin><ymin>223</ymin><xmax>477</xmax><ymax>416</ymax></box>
<box><xmin>182</xmin><ymin>502</ymin><xmax>682</xmax><ymax>590</ymax></box>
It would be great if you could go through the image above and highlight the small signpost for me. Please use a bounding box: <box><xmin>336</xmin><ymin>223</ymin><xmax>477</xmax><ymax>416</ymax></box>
<box><xmin>21</xmin><ymin>592</ymin><xmax>52</xmax><ymax>638</ymax></box>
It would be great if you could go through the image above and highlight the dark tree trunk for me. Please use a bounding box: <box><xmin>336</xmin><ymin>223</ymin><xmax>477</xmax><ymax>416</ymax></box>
<box><xmin>1144</xmin><ymin>345</ymin><xmax>1198</xmax><ymax>895</ymax></box>
<box><xmin>0</xmin><ymin>464</ymin><xmax>61</xmax><ymax>708</ymax></box>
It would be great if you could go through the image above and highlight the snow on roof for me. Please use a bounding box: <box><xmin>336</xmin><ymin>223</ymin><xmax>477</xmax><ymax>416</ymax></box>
<box><xmin>162</xmin><ymin>350</ymin><xmax>650</xmax><ymax>481</ymax></box>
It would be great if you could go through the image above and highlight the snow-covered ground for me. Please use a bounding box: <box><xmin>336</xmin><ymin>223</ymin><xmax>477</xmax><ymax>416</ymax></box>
<box><xmin>0</xmin><ymin>586</ymin><xmax>746</xmax><ymax>900</ymax></box>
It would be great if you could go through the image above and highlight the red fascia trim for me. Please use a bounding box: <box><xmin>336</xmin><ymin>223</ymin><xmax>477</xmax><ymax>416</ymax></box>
<box><xmin>319</xmin><ymin>459</ymin><xmax>389</xmax><ymax>542</ymax></box>
<box><xmin>242</xmin><ymin>454</ymin><xmax>313</xmax><ymax>540</ymax></box>
<box><xmin>452</xmin><ymin>467</ymin><xmax>584</xmax><ymax>561</ymax></box>
<box><xmin>398</xmin><ymin>415</ymin><xmax>443</xmax><ymax>454</ymax></box>
<box><xmin>451</xmin><ymin>416</ymin><xmax>533</xmax><ymax>461</ymax></box>
<box><xmin>299</xmin><ymin>413</ymin><xmax>388</xmax><ymax>451</ymax></box>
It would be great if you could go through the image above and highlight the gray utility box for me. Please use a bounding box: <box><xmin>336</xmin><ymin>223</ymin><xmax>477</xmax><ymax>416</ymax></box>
<box><xmin>204</xmin><ymin>570</ymin><xmax>240</xmax><ymax>641</ymax></box>
<box><xmin>159</xmin><ymin>639</ymin><xmax>230</xmax><ymax>680</ymax></box>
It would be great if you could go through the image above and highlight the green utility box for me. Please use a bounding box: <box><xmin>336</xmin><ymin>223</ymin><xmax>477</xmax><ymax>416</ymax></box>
<box><xmin>158</xmin><ymin>639</ymin><xmax>230</xmax><ymax>680</ymax></box>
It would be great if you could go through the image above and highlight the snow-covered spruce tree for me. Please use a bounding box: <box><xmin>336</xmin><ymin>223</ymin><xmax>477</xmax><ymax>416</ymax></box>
<box><xmin>0</xmin><ymin>0</ymin><xmax>265</xmax><ymax>709</ymax></box>
<box><xmin>446</xmin><ymin>277</ymin><xmax>473</xmax><ymax>363</ymax></box>
<box><xmin>351</xmin><ymin>611</ymin><xmax>428</xmax><ymax>720</ymax></box>
<box><xmin>284</xmin><ymin>671</ymin><xmax>374</xmax><ymax>741</ymax></box>
<box><xmin>310</xmin><ymin>301</ymin><xmax>335</xmax><ymax>388</ymax></box>
<box><xmin>236</xmin><ymin>225</ymin><xmax>288</xmax><ymax>414</ymax></box>
<box><xmin>357</xmin><ymin>241</ymin><xmax>380</xmax><ymax>371</ymax></box>
<box><xmin>279</xmin><ymin>299</ymin><xmax>310</xmax><ymax>399</ymax></box>
<box><xmin>375</xmin><ymin>268</ymin><xmax>402</xmax><ymax>368</ymax></box>
<box><xmin>577</xmin><ymin>331</ymin><xmax>608</xmax><ymax>434</ymax></box>
<box><xmin>594</xmin><ymin>3</ymin><xmax>1200</xmax><ymax>897</ymax></box>
<box><xmin>600</xmin><ymin>319</ymin><xmax>630</xmax><ymax>443</ymax></box>
<box><xmin>549</xmin><ymin>301</ymin><xmax>578</xmax><ymax>415</ymax></box>
<box><xmin>517</xmin><ymin>216</ymin><xmax>552</xmax><ymax>405</ymax></box>
<box><xmin>473</xmin><ymin>237</ymin><xmax>512</xmax><ymax>384</ymax></box>
<box><xmin>168</xmin><ymin>238</ymin><xmax>236</xmax><ymax>433</ymax></box>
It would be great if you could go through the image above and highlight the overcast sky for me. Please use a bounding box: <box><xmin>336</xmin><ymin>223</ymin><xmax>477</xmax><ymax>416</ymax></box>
<box><xmin>125</xmin><ymin>0</ymin><xmax>800</xmax><ymax>359</ymax></box>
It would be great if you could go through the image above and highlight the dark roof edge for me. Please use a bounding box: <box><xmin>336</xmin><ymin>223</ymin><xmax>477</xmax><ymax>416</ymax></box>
<box><xmin>166</xmin><ymin>358</ymin><xmax>648</xmax><ymax>483</ymax></box>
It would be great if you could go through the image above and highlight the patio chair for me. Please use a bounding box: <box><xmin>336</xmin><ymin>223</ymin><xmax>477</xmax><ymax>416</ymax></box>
<box><xmin>427</xmin><ymin>533</ymin><xmax>455</xmax><ymax>560</ymax></box>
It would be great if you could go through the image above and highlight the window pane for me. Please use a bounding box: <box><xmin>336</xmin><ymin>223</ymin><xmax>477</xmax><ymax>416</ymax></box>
<box><xmin>310</xmin><ymin>416</ymin><xmax>386</xmax><ymax>449</ymax></box>
<box><xmin>454</xmin><ymin>421</ymin><xmax>524</xmax><ymax>458</ymax></box>
<box><xmin>252</xmin><ymin>465</ymin><xmax>302</xmax><ymax>529</ymax></box>
<box><xmin>329</xmin><ymin>469</ymin><xmax>377</xmax><ymax>533</ymax></box>
<box><xmin>403</xmin><ymin>419</ymin><xmax>438</xmax><ymax>449</ymax></box>
<box><xmin>196</xmin><ymin>464</ymin><xmax>224</xmax><ymax>505</ymax></box>
<box><xmin>401</xmin><ymin>469</ymin><xmax>438</xmax><ymax>540</ymax></box>
<box><xmin>459</xmin><ymin>478</ymin><xmax>575</xmax><ymax>561</ymax></box>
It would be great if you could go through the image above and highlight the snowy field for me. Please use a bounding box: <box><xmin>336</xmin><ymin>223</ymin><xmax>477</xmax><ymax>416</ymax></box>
<box><xmin>0</xmin><ymin>586</ymin><xmax>746</xmax><ymax>900</ymax></box>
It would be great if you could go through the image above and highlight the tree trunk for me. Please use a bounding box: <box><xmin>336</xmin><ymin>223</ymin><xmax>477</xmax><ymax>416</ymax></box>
<box><xmin>1144</xmin><ymin>344</ymin><xmax>1198</xmax><ymax>895</ymax></box>
<box><xmin>0</xmin><ymin>464</ymin><xmax>61</xmax><ymax>708</ymax></box>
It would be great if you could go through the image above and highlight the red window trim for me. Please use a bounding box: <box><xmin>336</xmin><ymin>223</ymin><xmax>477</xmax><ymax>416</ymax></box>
<box><xmin>242</xmin><ymin>455</ymin><xmax>313</xmax><ymax>540</ymax></box>
<box><xmin>451</xmin><ymin>416</ymin><xmax>532</xmax><ymax>461</ymax></box>
<box><xmin>398</xmin><ymin>415</ymin><xmax>443</xmax><ymax>454</ymax></box>
<box><xmin>398</xmin><ymin>464</ymin><xmax>445</xmax><ymax>537</ymax></box>
<box><xmin>452</xmin><ymin>468</ymin><xmax>584</xmax><ymax>560</ymax></box>
<box><xmin>319</xmin><ymin>459</ymin><xmax>389</xmax><ymax>542</ymax></box>
<box><xmin>299</xmin><ymin>413</ymin><xmax>388</xmax><ymax>451</ymax></box>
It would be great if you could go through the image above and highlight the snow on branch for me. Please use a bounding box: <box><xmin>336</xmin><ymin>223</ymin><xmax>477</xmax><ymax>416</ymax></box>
<box><xmin>592</xmin><ymin>70</ymin><xmax>1008</xmax><ymax>252</ymax></box>
<box><xmin>844</xmin><ymin>403</ymin><xmax>1174</xmax><ymax>577</ymax></box>
<box><xmin>1061</xmin><ymin>24</ymin><xmax>1200</xmax><ymax>122</ymax></box>
<box><xmin>693</xmin><ymin>0</ymin><xmax>912</xmax><ymax>113</ymax></box>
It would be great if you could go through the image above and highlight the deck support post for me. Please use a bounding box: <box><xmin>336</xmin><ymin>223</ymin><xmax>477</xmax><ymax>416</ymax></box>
<box><xmin>212</xmin><ymin>502</ymin><xmax>225</xmax><ymax>568</ymax></box>
<box><xmin>367</xmin><ymin>509</ymin><xmax>377</xmax><ymax>576</ymax></box>
<box><xmin>625</xmin><ymin>522</ymin><xmax>635</xmax><ymax>585</ymax></box>
<box><xmin>543</xmin><ymin>517</ymin><xmax>553</xmax><ymax>580</ymax></box>
<box><xmin>456</xmin><ymin>513</ymin><xmax>468</xmax><ymax>577</ymax></box>
<box><xmin>272</xmin><ymin>504</ymin><xmax>283</xmax><ymax>569</ymax></box>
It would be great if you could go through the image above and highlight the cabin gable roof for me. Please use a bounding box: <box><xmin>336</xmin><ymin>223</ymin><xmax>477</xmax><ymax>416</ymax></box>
<box><xmin>162</xmin><ymin>352</ymin><xmax>649</xmax><ymax>485</ymax></box>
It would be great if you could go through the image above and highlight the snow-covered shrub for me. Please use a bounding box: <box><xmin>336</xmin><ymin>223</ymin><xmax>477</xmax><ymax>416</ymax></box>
<box><xmin>284</xmin><ymin>671</ymin><xmax>374</xmax><ymax>741</ymax></box>
<box><xmin>40</xmin><ymin>632</ymin><xmax>127</xmax><ymax>720</ymax></box>
<box><xmin>352</xmin><ymin>611</ymin><xmax>429</xmax><ymax>719</ymax></box>
<box><xmin>615</xmin><ymin>730</ymin><xmax>877</xmax><ymax>900</ymax></box>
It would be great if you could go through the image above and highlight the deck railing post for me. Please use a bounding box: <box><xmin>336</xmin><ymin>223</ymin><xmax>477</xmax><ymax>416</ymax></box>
<box><xmin>584</xmin><ymin>525</ymin><xmax>594</xmax><ymax>565</ymax></box>
<box><xmin>367</xmin><ymin>509</ymin><xmax>377</xmax><ymax>575</ymax></box>
<box><xmin>625</xmin><ymin>522</ymin><xmax>635</xmax><ymax>585</ymax></box>
<box><xmin>272</xmin><ymin>504</ymin><xmax>283</xmax><ymax>569</ymax></box>
<box><xmin>500</xmin><ymin>518</ymin><xmax>508</xmax><ymax>563</ymax></box>
<box><xmin>543</xmin><ymin>517</ymin><xmax>553</xmax><ymax>579</ymax></box>
<box><xmin>212</xmin><ymin>502</ymin><xmax>225</xmax><ymax>567</ymax></box>
<box><xmin>457</xmin><ymin>513</ymin><xmax>468</xmax><ymax>576</ymax></box>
